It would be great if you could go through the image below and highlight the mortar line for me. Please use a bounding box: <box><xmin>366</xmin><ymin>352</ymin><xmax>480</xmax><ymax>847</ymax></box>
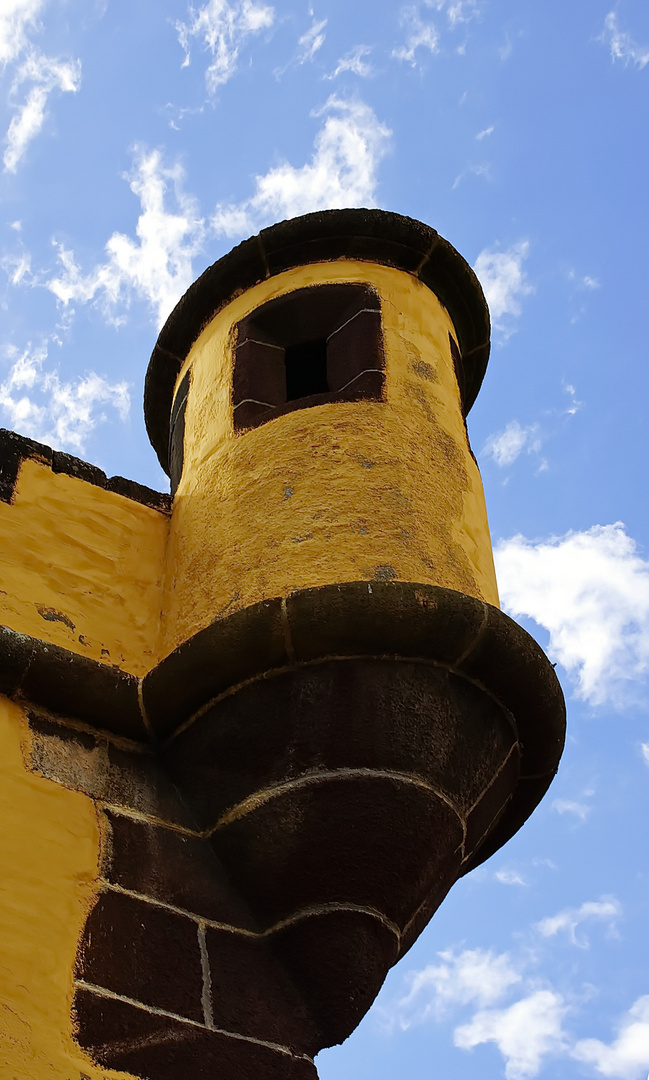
<box><xmin>451</xmin><ymin>602</ymin><xmax>489</xmax><ymax>668</ymax></box>
<box><xmin>205</xmin><ymin>767</ymin><xmax>466</xmax><ymax>836</ymax></box>
<box><xmin>197</xmin><ymin>922</ymin><xmax>214</xmax><ymax>1029</ymax></box>
<box><xmin>137</xmin><ymin>678</ymin><xmax>157</xmax><ymax>744</ymax></box>
<box><xmin>163</xmin><ymin>650</ymin><xmax>521</xmax><ymax>750</ymax></box>
<box><xmin>280</xmin><ymin>597</ymin><xmax>296</xmax><ymax>664</ymax></box>
<box><xmin>464</xmin><ymin>742</ymin><xmax>521</xmax><ymax>821</ymax></box>
<box><xmin>75</xmin><ymin>980</ymin><xmax>313</xmax><ymax>1060</ymax></box>
<box><xmin>100</xmin><ymin>880</ymin><xmax>401</xmax><ymax>943</ymax></box>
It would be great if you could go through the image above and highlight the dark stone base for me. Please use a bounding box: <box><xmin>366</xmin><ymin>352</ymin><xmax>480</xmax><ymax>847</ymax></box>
<box><xmin>74</xmin><ymin>989</ymin><xmax>318</xmax><ymax>1080</ymax></box>
<box><xmin>8</xmin><ymin>581</ymin><xmax>564</xmax><ymax>1080</ymax></box>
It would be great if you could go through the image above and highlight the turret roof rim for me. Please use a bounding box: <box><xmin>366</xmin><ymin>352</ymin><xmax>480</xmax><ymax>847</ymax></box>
<box><xmin>144</xmin><ymin>208</ymin><xmax>491</xmax><ymax>475</ymax></box>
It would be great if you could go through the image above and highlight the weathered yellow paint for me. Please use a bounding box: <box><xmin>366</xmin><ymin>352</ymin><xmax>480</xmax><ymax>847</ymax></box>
<box><xmin>0</xmin><ymin>459</ymin><xmax>168</xmax><ymax>676</ymax></box>
<box><xmin>0</xmin><ymin>695</ymin><xmax>131</xmax><ymax>1080</ymax></box>
<box><xmin>160</xmin><ymin>260</ymin><xmax>499</xmax><ymax>654</ymax></box>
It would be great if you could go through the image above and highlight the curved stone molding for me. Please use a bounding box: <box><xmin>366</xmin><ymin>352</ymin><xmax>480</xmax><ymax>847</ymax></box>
<box><xmin>142</xmin><ymin>581</ymin><xmax>565</xmax><ymax>867</ymax></box>
<box><xmin>0</xmin><ymin>624</ymin><xmax>145</xmax><ymax>741</ymax></box>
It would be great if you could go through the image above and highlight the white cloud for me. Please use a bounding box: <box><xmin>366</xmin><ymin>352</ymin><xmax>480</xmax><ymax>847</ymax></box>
<box><xmin>4</xmin><ymin>50</ymin><xmax>81</xmax><ymax>173</ymax></box>
<box><xmin>473</xmin><ymin>240</ymin><xmax>532</xmax><ymax>335</ymax></box>
<box><xmin>476</xmin><ymin>124</ymin><xmax>494</xmax><ymax>140</ymax></box>
<box><xmin>2</xmin><ymin>247</ymin><xmax>31</xmax><ymax>285</ymax></box>
<box><xmin>296</xmin><ymin>12</ymin><xmax>327</xmax><ymax>64</ymax></box>
<box><xmin>563</xmin><ymin>382</ymin><xmax>582</xmax><ymax>415</ymax></box>
<box><xmin>381</xmin><ymin>948</ymin><xmax>522</xmax><ymax>1031</ymax></box>
<box><xmin>393</xmin><ymin>6</ymin><xmax>440</xmax><ymax>65</ymax></box>
<box><xmin>494</xmin><ymin>523</ymin><xmax>649</xmax><ymax>705</ymax></box>
<box><xmin>452</xmin><ymin>161</ymin><xmax>492</xmax><ymax>189</ymax></box>
<box><xmin>552</xmin><ymin>797</ymin><xmax>592</xmax><ymax>822</ymax></box>
<box><xmin>495</xmin><ymin>868</ymin><xmax>528</xmax><ymax>886</ymax></box>
<box><xmin>326</xmin><ymin>44</ymin><xmax>373</xmax><ymax>79</ymax></box>
<box><xmin>0</xmin><ymin>0</ymin><xmax>43</xmax><ymax>66</ymax></box>
<box><xmin>45</xmin><ymin>147</ymin><xmax>205</xmax><ymax>328</ymax></box>
<box><xmin>483</xmin><ymin>420</ymin><xmax>541</xmax><ymax>467</ymax></box>
<box><xmin>212</xmin><ymin>96</ymin><xmax>390</xmax><ymax>237</ymax></box>
<box><xmin>454</xmin><ymin>990</ymin><xmax>567</xmax><ymax>1080</ymax></box>
<box><xmin>536</xmin><ymin>897</ymin><xmax>621</xmax><ymax>947</ymax></box>
<box><xmin>445</xmin><ymin>0</ymin><xmax>481</xmax><ymax>27</ymax></box>
<box><xmin>176</xmin><ymin>0</ymin><xmax>274</xmax><ymax>94</ymax></box>
<box><xmin>0</xmin><ymin>343</ymin><xmax>129</xmax><ymax>453</ymax></box>
<box><xmin>573</xmin><ymin>996</ymin><xmax>649</xmax><ymax>1079</ymax></box>
<box><xmin>568</xmin><ymin>268</ymin><xmax>601</xmax><ymax>292</ymax></box>
<box><xmin>392</xmin><ymin>1</ymin><xmax>480</xmax><ymax>66</ymax></box>
<box><xmin>601</xmin><ymin>12</ymin><xmax>649</xmax><ymax>70</ymax></box>
<box><xmin>642</xmin><ymin>743</ymin><xmax>649</xmax><ymax>766</ymax></box>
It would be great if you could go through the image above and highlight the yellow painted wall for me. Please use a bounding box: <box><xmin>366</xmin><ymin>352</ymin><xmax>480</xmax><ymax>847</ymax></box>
<box><xmin>0</xmin><ymin>695</ymin><xmax>132</xmax><ymax>1080</ymax></box>
<box><xmin>0</xmin><ymin>460</ymin><xmax>168</xmax><ymax>676</ymax></box>
<box><xmin>160</xmin><ymin>261</ymin><xmax>499</xmax><ymax>654</ymax></box>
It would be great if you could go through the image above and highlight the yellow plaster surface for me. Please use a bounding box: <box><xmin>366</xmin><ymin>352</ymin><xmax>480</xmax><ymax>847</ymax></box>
<box><xmin>161</xmin><ymin>260</ymin><xmax>499</xmax><ymax>653</ymax></box>
<box><xmin>0</xmin><ymin>695</ymin><xmax>132</xmax><ymax>1080</ymax></box>
<box><xmin>0</xmin><ymin>460</ymin><xmax>168</xmax><ymax>676</ymax></box>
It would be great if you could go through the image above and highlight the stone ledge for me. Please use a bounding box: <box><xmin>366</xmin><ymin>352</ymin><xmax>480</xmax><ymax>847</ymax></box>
<box><xmin>0</xmin><ymin>624</ymin><xmax>145</xmax><ymax>741</ymax></box>
<box><xmin>0</xmin><ymin>582</ymin><xmax>565</xmax><ymax>873</ymax></box>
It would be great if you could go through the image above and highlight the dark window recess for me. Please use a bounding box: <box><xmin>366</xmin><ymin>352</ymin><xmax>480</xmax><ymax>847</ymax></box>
<box><xmin>169</xmin><ymin>369</ymin><xmax>191</xmax><ymax>494</ymax></box>
<box><xmin>286</xmin><ymin>340</ymin><xmax>328</xmax><ymax>400</ymax></box>
<box><xmin>232</xmin><ymin>284</ymin><xmax>385</xmax><ymax>432</ymax></box>
<box><xmin>448</xmin><ymin>333</ymin><xmax>465</xmax><ymax>404</ymax></box>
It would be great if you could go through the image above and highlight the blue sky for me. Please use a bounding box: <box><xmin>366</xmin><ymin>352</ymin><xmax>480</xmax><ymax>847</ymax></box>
<box><xmin>2</xmin><ymin>1</ymin><xmax>649</xmax><ymax>1078</ymax></box>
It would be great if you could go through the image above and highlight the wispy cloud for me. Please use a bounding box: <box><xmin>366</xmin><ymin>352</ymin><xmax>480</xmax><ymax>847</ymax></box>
<box><xmin>376</xmin><ymin>918</ymin><xmax>649</xmax><ymax>1078</ymax></box>
<box><xmin>536</xmin><ymin>897</ymin><xmax>621</xmax><ymax>947</ymax></box>
<box><xmin>326</xmin><ymin>44</ymin><xmax>373</xmax><ymax>80</ymax></box>
<box><xmin>379</xmin><ymin>948</ymin><xmax>523</xmax><ymax>1031</ymax></box>
<box><xmin>568</xmin><ymin>268</ymin><xmax>601</xmax><ymax>291</ymax></box>
<box><xmin>296</xmin><ymin>10</ymin><xmax>327</xmax><ymax>64</ymax></box>
<box><xmin>176</xmin><ymin>0</ymin><xmax>274</xmax><ymax>94</ymax></box>
<box><xmin>573</xmin><ymin>996</ymin><xmax>649</xmax><ymax>1078</ymax></box>
<box><xmin>452</xmin><ymin>161</ymin><xmax>492</xmax><ymax>189</ymax></box>
<box><xmin>483</xmin><ymin>420</ymin><xmax>541</xmax><ymax>467</ymax></box>
<box><xmin>454</xmin><ymin>990</ymin><xmax>567</xmax><ymax>1080</ymax></box>
<box><xmin>552</xmin><ymin>796</ymin><xmax>593</xmax><ymax>823</ymax></box>
<box><xmin>392</xmin><ymin>0</ymin><xmax>480</xmax><ymax>64</ymax></box>
<box><xmin>4</xmin><ymin>50</ymin><xmax>81</xmax><ymax>172</ymax></box>
<box><xmin>473</xmin><ymin>240</ymin><xmax>532</xmax><ymax>338</ymax></box>
<box><xmin>600</xmin><ymin>12</ymin><xmax>649</xmax><ymax>69</ymax></box>
<box><xmin>495</xmin><ymin>868</ymin><xmax>528</xmax><ymax>886</ymax></box>
<box><xmin>2</xmin><ymin>245</ymin><xmax>31</xmax><ymax>286</ymax></box>
<box><xmin>212</xmin><ymin>96</ymin><xmax>390</xmax><ymax>237</ymax></box>
<box><xmin>1</xmin><ymin>2</ymin><xmax>81</xmax><ymax>173</ymax></box>
<box><xmin>0</xmin><ymin>342</ymin><xmax>129</xmax><ymax>453</ymax></box>
<box><xmin>476</xmin><ymin>124</ymin><xmax>494</xmax><ymax>140</ymax></box>
<box><xmin>0</xmin><ymin>0</ymin><xmax>44</xmax><ymax>66</ymax></box>
<box><xmin>642</xmin><ymin>743</ymin><xmax>649</xmax><ymax>766</ymax></box>
<box><xmin>563</xmin><ymin>382</ymin><xmax>582</xmax><ymax>415</ymax></box>
<box><xmin>445</xmin><ymin>0</ymin><xmax>481</xmax><ymax>27</ymax></box>
<box><xmin>393</xmin><ymin>6</ymin><xmax>440</xmax><ymax>65</ymax></box>
<box><xmin>45</xmin><ymin>147</ymin><xmax>205</xmax><ymax>329</ymax></box>
<box><xmin>494</xmin><ymin>523</ymin><xmax>649</xmax><ymax>706</ymax></box>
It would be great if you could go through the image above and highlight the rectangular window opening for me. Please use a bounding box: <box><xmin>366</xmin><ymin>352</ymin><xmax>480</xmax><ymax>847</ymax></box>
<box><xmin>233</xmin><ymin>283</ymin><xmax>385</xmax><ymax>433</ymax></box>
<box><xmin>285</xmin><ymin>339</ymin><xmax>329</xmax><ymax>401</ymax></box>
